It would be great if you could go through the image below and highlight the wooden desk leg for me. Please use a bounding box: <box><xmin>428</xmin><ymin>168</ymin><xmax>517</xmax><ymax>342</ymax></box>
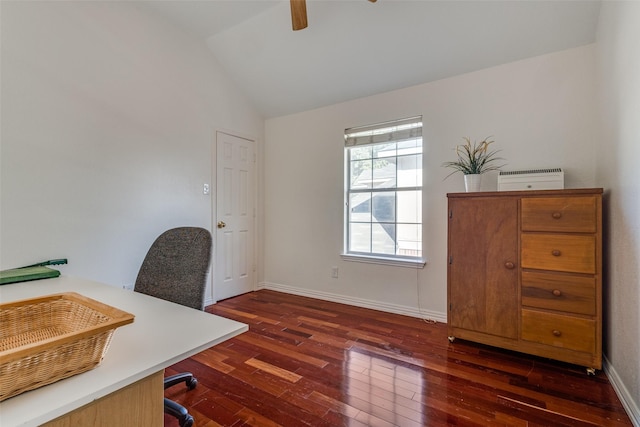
<box><xmin>43</xmin><ymin>371</ymin><xmax>164</xmax><ymax>427</ymax></box>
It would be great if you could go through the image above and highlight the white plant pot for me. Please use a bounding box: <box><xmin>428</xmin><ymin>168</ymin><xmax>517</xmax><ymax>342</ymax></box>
<box><xmin>464</xmin><ymin>174</ymin><xmax>482</xmax><ymax>192</ymax></box>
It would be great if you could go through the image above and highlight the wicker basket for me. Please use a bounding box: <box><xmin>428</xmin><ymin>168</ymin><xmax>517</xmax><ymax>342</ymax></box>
<box><xmin>0</xmin><ymin>292</ymin><xmax>134</xmax><ymax>401</ymax></box>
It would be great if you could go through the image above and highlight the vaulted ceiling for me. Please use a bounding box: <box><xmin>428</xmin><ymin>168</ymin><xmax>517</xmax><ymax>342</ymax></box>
<box><xmin>140</xmin><ymin>0</ymin><xmax>601</xmax><ymax>118</ymax></box>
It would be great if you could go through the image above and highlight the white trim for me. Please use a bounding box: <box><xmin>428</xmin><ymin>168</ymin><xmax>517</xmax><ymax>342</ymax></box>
<box><xmin>603</xmin><ymin>354</ymin><xmax>640</xmax><ymax>427</ymax></box>
<box><xmin>341</xmin><ymin>253</ymin><xmax>426</xmax><ymax>268</ymax></box>
<box><xmin>204</xmin><ymin>293</ymin><xmax>215</xmax><ymax>307</ymax></box>
<box><xmin>257</xmin><ymin>281</ymin><xmax>446</xmax><ymax>323</ymax></box>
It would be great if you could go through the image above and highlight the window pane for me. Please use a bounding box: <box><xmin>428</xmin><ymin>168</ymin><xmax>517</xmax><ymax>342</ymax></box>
<box><xmin>349</xmin><ymin>193</ymin><xmax>371</xmax><ymax>222</ymax></box>
<box><xmin>397</xmin><ymin>224</ymin><xmax>422</xmax><ymax>257</ymax></box>
<box><xmin>372</xmin><ymin>157</ymin><xmax>396</xmax><ymax>189</ymax></box>
<box><xmin>351</xmin><ymin>160</ymin><xmax>371</xmax><ymax>189</ymax></box>
<box><xmin>372</xmin><ymin>223</ymin><xmax>396</xmax><ymax>255</ymax></box>
<box><xmin>397</xmin><ymin>191</ymin><xmax>421</xmax><ymax>223</ymax></box>
<box><xmin>349</xmin><ymin>223</ymin><xmax>371</xmax><ymax>252</ymax></box>
<box><xmin>350</xmin><ymin>145</ymin><xmax>372</xmax><ymax>161</ymax></box>
<box><xmin>398</xmin><ymin>138</ymin><xmax>422</xmax><ymax>155</ymax></box>
<box><xmin>373</xmin><ymin>143</ymin><xmax>396</xmax><ymax>159</ymax></box>
<box><xmin>372</xmin><ymin>192</ymin><xmax>395</xmax><ymax>223</ymax></box>
<box><xmin>397</xmin><ymin>154</ymin><xmax>422</xmax><ymax>188</ymax></box>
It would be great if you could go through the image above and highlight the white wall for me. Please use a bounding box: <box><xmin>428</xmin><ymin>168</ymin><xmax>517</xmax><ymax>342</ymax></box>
<box><xmin>0</xmin><ymin>2</ymin><xmax>264</xmax><ymax>295</ymax></box>
<box><xmin>595</xmin><ymin>1</ymin><xmax>640</xmax><ymax>422</ymax></box>
<box><xmin>263</xmin><ymin>45</ymin><xmax>599</xmax><ymax>318</ymax></box>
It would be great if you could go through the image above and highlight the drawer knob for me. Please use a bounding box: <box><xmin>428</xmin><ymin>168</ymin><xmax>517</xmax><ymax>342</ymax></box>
<box><xmin>552</xmin><ymin>330</ymin><xmax>562</xmax><ymax>337</ymax></box>
<box><xmin>552</xmin><ymin>289</ymin><xmax>562</xmax><ymax>297</ymax></box>
<box><xmin>551</xmin><ymin>250</ymin><xmax>561</xmax><ymax>257</ymax></box>
<box><xmin>552</xmin><ymin>212</ymin><xmax>562</xmax><ymax>219</ymax></box>
<box><xmin>504</xmin><ymin>262</ymin><xmax>515</xmax><ymax>270</ymax></box>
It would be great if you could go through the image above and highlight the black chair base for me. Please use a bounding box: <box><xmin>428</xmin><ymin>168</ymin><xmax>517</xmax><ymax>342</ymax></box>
<box><xmin>164</xmin><ymin>372</ymin><xmax>198</xmax><ymax>390</ymax></box>
<box><xmin>164</xmin><ymin>372</ymin><xmax>198</xmax><ymax>427</ymax></box>
<box><xmin>164</xmin><ymin>398</ymin><xmax>194</xmax><ymax>427</ymax></box>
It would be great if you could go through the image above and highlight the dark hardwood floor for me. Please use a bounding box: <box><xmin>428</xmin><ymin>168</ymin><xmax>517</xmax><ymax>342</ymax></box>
<box><xmin>164</xmin><ymin>290</ymin><xmax>632</xmax><ymax>427</ymax></box>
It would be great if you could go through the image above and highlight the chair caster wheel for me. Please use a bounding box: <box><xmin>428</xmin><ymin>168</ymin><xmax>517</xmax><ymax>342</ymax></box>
<box><xmin>586</xmin><ymin>367</ymin><xmax>596</xmax><ymax>376</ymax></box>
<box><xmin>448</xmin><ymin>336</ymin><xmax>455</xmax><ymax>343</ymax></box>
<box><xmin>187</xmin><ymin>377</ymin><xmax>197</xmax><ymax>390</ymax></box>
<box><xmin>181</xmin><ymin>414</ymin><xmax>194</xmax><ymax>427</ymax></box>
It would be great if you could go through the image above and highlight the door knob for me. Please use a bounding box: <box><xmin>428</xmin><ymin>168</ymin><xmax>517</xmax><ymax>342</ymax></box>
<box><xmin>217</xmin><ymin>221</ymin><xmax>226</xmax><ymax>229</ymax></box>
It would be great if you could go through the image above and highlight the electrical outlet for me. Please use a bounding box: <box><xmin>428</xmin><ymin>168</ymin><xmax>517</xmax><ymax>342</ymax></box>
<box><xmin>203</xmin><ymin>183</ymin><xmax>210</xmax><ymax>195</ymax></box>
<box><xmin>331</xmin><ymin>266</ymin><xmax>338</xmax><ymax>278</ymax></box>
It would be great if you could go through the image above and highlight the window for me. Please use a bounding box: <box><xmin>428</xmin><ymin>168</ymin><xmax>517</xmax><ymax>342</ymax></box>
<box><xmin>343</xmin><ymin>116</ymin><xmax>424</xmax><ymax>267</ymax></box>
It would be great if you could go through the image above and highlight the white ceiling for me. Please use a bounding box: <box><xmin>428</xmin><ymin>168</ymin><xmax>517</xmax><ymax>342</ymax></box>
<box><xmin>140</xmin><ymin>0</ymin><xmax>601</xmax><ymax>118</ymax></box>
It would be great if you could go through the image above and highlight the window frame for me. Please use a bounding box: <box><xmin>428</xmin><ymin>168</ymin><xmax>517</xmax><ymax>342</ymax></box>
<box><xmin>342</xmin><ymin>117</ymin><xmax>426</xmax><ymax>268</ymax></box>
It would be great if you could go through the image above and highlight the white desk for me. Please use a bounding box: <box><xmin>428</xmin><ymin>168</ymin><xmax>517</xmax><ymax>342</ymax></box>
<box><xmin>0</xmin><ymin>276</ymin><xmax>248</xmax><ymax>426</ymax></box>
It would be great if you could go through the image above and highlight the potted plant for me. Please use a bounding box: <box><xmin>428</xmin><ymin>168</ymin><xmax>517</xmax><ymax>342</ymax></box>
<box><xmin>442</xmin><ymin>137</ymin><xmax>504</xmax><ymax>192</ymax></box>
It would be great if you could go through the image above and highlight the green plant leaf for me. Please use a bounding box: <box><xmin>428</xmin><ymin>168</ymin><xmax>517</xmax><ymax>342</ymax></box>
<box><xmin>442</xmin><ymin>136</ymin><xmax>505</xmax><ymax>178</ymax></box>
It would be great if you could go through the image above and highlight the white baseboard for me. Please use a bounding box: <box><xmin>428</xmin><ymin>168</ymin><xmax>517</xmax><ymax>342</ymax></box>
<box><xmin>603</xmin><ymin>355</ymin><xmax>640</xmax><ymax>427</ymax></box>
<box><xmin>257</xmin><ymin>281</ymin><xmax>447</xmax><ymax>323</ymax></box>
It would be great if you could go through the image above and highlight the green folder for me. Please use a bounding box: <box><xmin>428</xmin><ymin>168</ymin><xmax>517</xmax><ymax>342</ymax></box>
<box><xmin>0</xmin><ymin>266</ymin><xmax>61</xmax><ymax>285</ymax></box>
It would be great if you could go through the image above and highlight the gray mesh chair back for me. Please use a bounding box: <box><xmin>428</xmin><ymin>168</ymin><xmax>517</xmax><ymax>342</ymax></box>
<box><xmin>134</xmin><ymin>227</ymin><xmax>212</xmax><ymax>310</ymax></box>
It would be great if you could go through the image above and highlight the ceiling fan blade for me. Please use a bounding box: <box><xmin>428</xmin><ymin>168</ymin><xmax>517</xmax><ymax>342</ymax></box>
<box><xmin>290</xmin><ymin>0</ymin><xmax>308</xmax><ymax>31</ymax></box>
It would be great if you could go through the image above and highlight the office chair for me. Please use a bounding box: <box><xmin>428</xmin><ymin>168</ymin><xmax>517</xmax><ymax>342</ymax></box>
<box><xmin>134</xmin><ymin>227</ymin><xmax>212</xmax><ymax>427</ymax></box>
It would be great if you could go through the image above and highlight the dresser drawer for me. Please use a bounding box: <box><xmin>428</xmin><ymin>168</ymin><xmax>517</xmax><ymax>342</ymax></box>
<box><xmin>521</xmin><ymin>271</ymin><xmax>595</xmax><ymax>315</ymax></box>
<box><xmin>521</xmin><ymin>197</ymin><xmax>597</xmax><ymax>233</ymax></box>
<box><xmin>521</xmin><ymin>309</ymin><xmax>595</xmax><ymax>353</ymax></box>
<box><xmin>521</xmin><ymin>234</ymin><xmax>595</xmax><ymax>274</ymax></box>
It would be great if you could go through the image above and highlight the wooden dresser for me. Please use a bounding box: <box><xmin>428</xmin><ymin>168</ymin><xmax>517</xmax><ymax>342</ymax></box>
<box><xmin>447</xmin><ymin>188</ymin><xmax>602</xmax><ymax>373</ymax></box>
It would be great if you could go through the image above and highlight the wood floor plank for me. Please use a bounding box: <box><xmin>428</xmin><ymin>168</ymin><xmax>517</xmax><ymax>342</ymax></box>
<box><xmin>235</xmin><ymin>332</ymin><xmax>330</xmax><ymax>368</ymax></box>
<box><xmin>297</xmin><ymin>315</ymin><xmax>342</xmax><ymax>329</ymax></box>
<box><xmin>191</xmin><ymin>352</ymin><xmax>236</xmax><ymax>374</ymax></box>
<box><xmin>163</xmin><ymin>290</ymin><xmax>633</xmax><ymax>427</ymax></box>
<box><xmin>280</xmin><ymin>302</ymin><xmax>341</xmax><ymax>318</ymax></box>
<box><xmin>244</xmin><ymin>357</ymin><xmax>302</xmax><ymax>383</ymax></box>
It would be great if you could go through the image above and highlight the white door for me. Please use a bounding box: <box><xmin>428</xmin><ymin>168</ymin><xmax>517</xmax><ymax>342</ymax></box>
<box><xmin>215</xmin><ymin>132</ymin><xmax>255</xmax><ymax>301</ymax></box>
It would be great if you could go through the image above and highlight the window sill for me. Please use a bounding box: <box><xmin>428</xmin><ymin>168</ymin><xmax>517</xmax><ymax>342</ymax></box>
<box><xmin>341</xmin><ymin>254</ymin><xmax>426</xmax><ymax>268</ymax></box>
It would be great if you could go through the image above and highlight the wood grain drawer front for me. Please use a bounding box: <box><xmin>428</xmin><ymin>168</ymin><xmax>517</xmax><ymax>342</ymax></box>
<box><xmin>521</xmin><ymin>196</ymin><xmax>597</xmax><ymax>233</ymax></box>
<box><xmin>521</xmin><ymin>271</ymin><xmax>596</xmax><ymax>315</ymax></box>
<box><xmin>521</xmin><ymin>309</ymin><xmax>595</xmax><ymax>353</ymax></box>
<box><xmin>521</xmin><ymin>234</ymin><xmax>596</xmax><ymax>274</ymax></box>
